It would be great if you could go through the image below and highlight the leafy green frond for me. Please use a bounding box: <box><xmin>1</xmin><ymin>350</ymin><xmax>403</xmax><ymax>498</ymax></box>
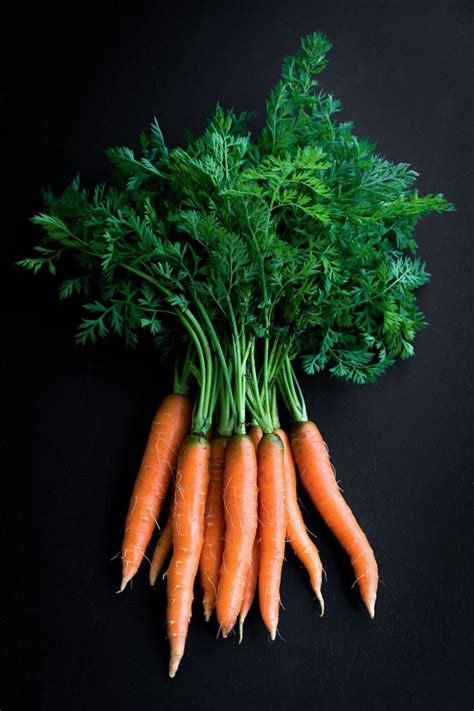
<box><xmin>19</xmin><ymin>30</ymin><xmax>454</xmax><ymax>387</ymax></box>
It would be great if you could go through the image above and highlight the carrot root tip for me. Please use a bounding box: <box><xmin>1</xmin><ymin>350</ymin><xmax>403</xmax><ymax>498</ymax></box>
<box><xmin>118</xmin><ymin>577</ymin><xmax>131</xmax><ymax>593</ymax></box>
<box><xmin>119</xmin><ymin>564</ymin><xmax>135</xmax><ymax>592</ymax></box>
<box><xmin>238</xmin><ymin>615</ymin><xmax>246</xmax><ymax>644</ymax></box>
<box><xmin>365</xmin><ymin>592</ymin><xmax>376</xmax><ymax>619</ymax></box>
<box><xmin>168</xmin><ymin>655</ymin><xmax>182</xmax><ymax>679</ymax></box>
<box><xmin>203</xmin><ymin>602</ymin><xmax>213</xmax><ymax>623</ymax></box>
<box><xmin>221</xmin><ymin>624</ymin><xmax>233</xmax><ymax>639</ymax></box>
<box><xmin>316</xmin><ymin>591</ymin><xmax>325</xmax><ymax>617</ymax></box>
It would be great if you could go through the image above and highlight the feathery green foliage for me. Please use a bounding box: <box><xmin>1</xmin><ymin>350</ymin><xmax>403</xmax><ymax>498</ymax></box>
<box><xmin>18</xmin><ymin>31</ymin><xmax>454</xmax><ymax>428</ymax></box>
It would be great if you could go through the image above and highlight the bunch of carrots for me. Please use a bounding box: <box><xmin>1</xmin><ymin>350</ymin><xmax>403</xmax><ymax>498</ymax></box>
<box><xmin>20</xmin><ymin>32</ymin><xmax>453</xmax><ymax>677</ymax></box>
<box><xmin>121</xmin><ymin>385</ymin><xmax>375</xmax><ymax>677</ymax></box>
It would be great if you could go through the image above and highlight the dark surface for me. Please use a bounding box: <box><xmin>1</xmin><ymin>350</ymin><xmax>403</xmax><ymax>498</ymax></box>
<box><xmin>2</xmin><ymin>1</ymin><xmax>473</xmax><ymax>709</ymax></box>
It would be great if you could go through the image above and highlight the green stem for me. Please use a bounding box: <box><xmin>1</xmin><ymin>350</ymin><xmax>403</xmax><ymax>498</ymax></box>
<box><xmin>232</xmin><ymin>331</ymin><xmax>248</xmax><ymax>434</ymax></box>
<box><xmin>247</xmin><ymin>337</ymin><xmax>273</xmax><ymax>434</ymax></box>
<box><xmin>207</xmin><ymin>358</ymin><xmax>220</xmax><ymax>431</ymax></box>
<box><xmin>182</xmin><ymin>309</ymin><xmax>213</xmax><ymax>428</ymax></box>
<box><xmin>263</xmin><ymin>336</ymin><xmax>270</xmax><ymax>422</ymax></box>
<box><xmin>173</xmin><ymin>340</ymin><xmax>194</xmax><ymax>395</ymax></box>
<box><xmin>217</xmin><ymin>362</ymin><xmax>234</xmax><ymax>437</ymax></box>
<box><xmin>270</xmin><ymin>384</ymin><xmax>280</xmax><ymax>430</ymax></box>
<box><xmin>192</xmin><ymin>294</ymin><xmax>236</xmax><ymax>420</ymax></box>
<box><xmin>177</xmin><ymin>313</ymin><xmax>208</xmax><ymax>432</ymax></box>
<box><xmin>278</xmin><ymin>355</ymin><xmax>308</xmax><ymax>423</ymax></box>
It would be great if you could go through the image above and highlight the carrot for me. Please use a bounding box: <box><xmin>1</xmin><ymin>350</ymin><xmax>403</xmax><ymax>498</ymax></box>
<box><xmin>257</xmin><ymin>433</ymin><xmax>286</xmax><ymax>640</ymax></box>
<box><xmin>149</xmin><ymin>507</ymin><xmax>173</xmax><ymax>586</ymax></box>
<box><xmin>120</xmin><ymin>393</ymin><xmax>192</xmax><ymax>591</ymax></box>
<box><xmin>216</xmin><ymin>434</ymin><xmax>258</xmax><ymax>637</ymax></box>
<box><xmin>248</xmin><ymin>425</ymin><xmax>263</xmax><ymax>449</ymax></box>
<box><xmin>276</xmin><ymin>428</ymin><xmax>324</xmax><ymax>614</ymax></box>
<box><xmin>167</xmin><ymin>434</ymin><xmax>210</xmax><ymax>678</ymax></box>
<box><xmin>236</xmin><ymin>424</ymin><xmax>262</xmax><ymax>639</ymax></box>
<box><xmin>238</xmin><ymin>537</ymin><xmax>260</xmax><ymax>643</ymax></box>
<box><xmin>291</xmin><ymin>420</ymin><xmax>378</xmax><ymax>618</ymax></box>
<box><xmin>199</xmin><ymin>436</ymin><xmax>228</xmax><ymax>621</ymax></box>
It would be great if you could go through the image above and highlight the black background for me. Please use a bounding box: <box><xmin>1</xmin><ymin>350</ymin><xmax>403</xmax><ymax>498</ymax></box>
<box><xmin>2</xmin><ymin>1</ymin><xmax>473</xmax><ymax>709</ymax></box>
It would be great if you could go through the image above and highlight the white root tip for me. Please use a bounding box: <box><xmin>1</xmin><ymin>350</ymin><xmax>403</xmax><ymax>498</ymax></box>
<box><xmin>238</xmin><ymin>614</ymin><xmax>246</xmax><ymax>644</ymax></box>
<box><xmin>118</xmin><ymin>573</ymin><xmax>133</xmax><ymax>593</ymax></box>
<box><xmin>149</xmin><ymin>572</ymin><xmax>157</xmax><ymax>586</ymax></box>
<box><xmin>317</xmin><ymin>591</ymin><xmax>325</xmax><ymax>617</ymax></box>
<box><xmin>311</xmin><ymin>578</ymin><xmax>325</xmax><ymax>616</ymax></box>
<box><xmin>365</xmin><ymin>593</ymin><xmax>376</xmax><ymax>619</ymax></box>
<box><xmin>269</xmin><ymin>627</ymin><xmax>276</xmax><ymax>641</ymax></box>
<box><xmin>203</xmin><ymin>602</ymin><xmax>213</xmax><ymax>622</ymax></box>
<box><xmin>168</xmin><ymin>655</ymin><xmax>181</xmax><ymax>678</ymax></box>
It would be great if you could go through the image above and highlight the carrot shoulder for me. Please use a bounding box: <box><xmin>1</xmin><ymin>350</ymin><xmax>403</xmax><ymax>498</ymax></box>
<box><xmin>216</xmin><ymin>434</ymin><xmax>258</xmax><ymax>637</ymax></box>
<box><xmin>248</xmin><ymin>425</ymin><xmax>263</xmax><ymax>449</ymax></box>
<box><xmin>120</xmin><ymin>393</ymin><xmax>192</xmax><ymax>591</ymax></box>
<box><xmin>199</xmin><ymin>436</ymin><xmax>228</xmax><ymax>621</ymax></box>
<box><xmin>257</xmin><ymin>433</ymin><xmax>286</xmax><ymax>640</ymax></box>
<box><xmin>291</xmin><ymin>420</ymin><xmax>378</xmax><ymax>618</ymax></box>
<box><xmin>276</xmin><ymin>428</ymin><xmax>324</xmax><ymax>614</ymax></box>
<box><xmin>167</xmin><ymin>434</ymin><xmax>210</xmax><ymax>678</ymax></box>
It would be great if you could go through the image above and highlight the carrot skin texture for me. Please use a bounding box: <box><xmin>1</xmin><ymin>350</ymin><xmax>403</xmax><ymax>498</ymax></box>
<box><xmin>291</xmin><ymin>421</ymin><xmax>378</xmax><ymax>617</ymax></box>
<box><xmin>199</xmin><ymin>436</ymin><xmax>228</xmax><ymax>621</ymax></box>
<box><xmin>238</xmin><ymin>537</ymin><xmax>260</xmax><ymax>643</ymax></box>
<box><xmin>276</xmin><ymin>428</ymin><xmax>324</xmax><ymax>614</ymax></box>
<box><xmin>149</xmin><ymin>509</ymin><xmax>173</xmax><ymax>586</ymax></box>
<box><xmin>120</xmin><ymin>393</ymin><xmax>192</xmax><ymax>590</ymax></box>
<box><xmin>257</xmin><ymin>433</ymin><xmax>286</xmax><ymax>640</ymax></box>
<box><xmin>216</xmin><ymin>434</ymin><xmax>258</xmax><ymax>637</ymax></box>
<box><xmin>226</xmin><ymin>429</ymin><xmax>261</xmax><ymax>638</ymax></box>
<box><xmin>167</xmin><ymin>435</ymin><xmax>210</xmax><ymax>678</ymax></box>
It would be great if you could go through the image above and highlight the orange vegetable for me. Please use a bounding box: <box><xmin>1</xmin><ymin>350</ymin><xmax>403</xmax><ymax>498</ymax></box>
<box><xmin>238</xmin><ymin>537</ymin><xmax>260</xmax><ymax>643</ymax></box>
<box><xmin>257</xmin><ymin>433</ymin><xmax>286</xmax><ymax>640</ymax></box>
<box><xmin>216</xmin><ymin>434</ymin><xmax>258</xmax><ymax>637</ymax></box>
<box><xmin>120</xmin><ymin>393</ymin><xmax>192</xmax><ymax>591</ymax></box>
<box><xmin>276</xmin><ymin>428</ymin><xmax>324</xmax><ymax>614</ymax></box>
<box><xmin>291</xmin><ymin>420</ymin><xmax>378</xmax><ymax>617</ymax></box>
<box><xmin>248</xmin><ymin>425</ymin><xmax>263</xmax><ymax>449</ymax></box>
<box><xmin>199</xmin><ymin>436</ymin><xmax>228</xmax><ymax>621</ymax></box>
<box><xmin>167</xmin><ymin>435</ymin><xmax>210</xmax><ymax>677</ymax></box>
<box><xmin>149</xmin><ymin>508</ymin><xmax>173</xmax><ymax>586</ymax></box>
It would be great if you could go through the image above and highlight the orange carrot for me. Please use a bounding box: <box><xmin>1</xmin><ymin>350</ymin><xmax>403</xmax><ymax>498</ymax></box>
<box><xmin>238</xmin><ymin>537</ymin><xmax>260</xmax><ymax>643</ymax></box>
<box><xmin>257</xmin><ymin>433</ymin><xmax>286</xmax><ymax>640</ymax></box>
<box><xmin>167</xmin><ymin>435</ymin><xmax>210</xmax><ymax>678</ymax></box>
<box><xmin>248</xmin><ymin>425</ymin><xmax>263</xmax><ymax>449</ymax></box>
<box><xmin>232</xmin><ymin>425</ymin><xmax>262</xmax><ymax>640</ymax></box>
<box><xmin>149</xmin><ymin>508</ymin><xmax>173</xmax><ymax>586</ymax></box>
<box><xmin>120</xmin><ymin>393</ymin><xmax>192</xmax><ymax>591</ymax></box>
<box><xmin>276</xmin><ymin>428</ymin><xmax>324</xmax><ymax>614</ymax></box>
<box><xmin>216</xmin><ymin>434</ymin><xmax>258</xmax><ymax>637</ymax></box>
<box><xmin>199</xmin><ymin>436</ymin><xmax>228</xmax><ymax>621</ymax></box>
<box><xmin>291</xmin><ymin>420</ymin><xmax>378</xmax><ymax>618</ymax></box>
